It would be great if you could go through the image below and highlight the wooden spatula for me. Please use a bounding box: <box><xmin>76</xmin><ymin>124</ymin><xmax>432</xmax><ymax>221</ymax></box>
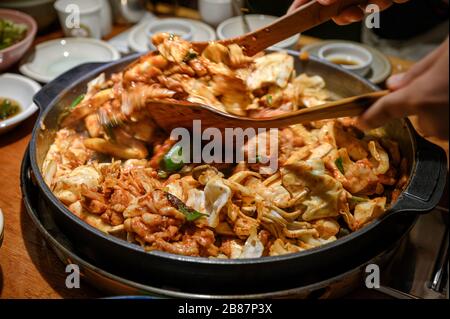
<box><xmin>146</xmin><ymin>90</ymin><xmax>389</xmax><ymax>132</ymax></box>
<box><xmin>192</xmin><ymin>0</ymin><xmax>367</xmax><ymax>56</ymax></box>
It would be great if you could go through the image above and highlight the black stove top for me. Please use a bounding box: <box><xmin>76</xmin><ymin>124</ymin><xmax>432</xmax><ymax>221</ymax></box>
<box><xmin>348</xmin><ymin>207</ymin><xmax>448</xmax><ymax>299</ymax></box>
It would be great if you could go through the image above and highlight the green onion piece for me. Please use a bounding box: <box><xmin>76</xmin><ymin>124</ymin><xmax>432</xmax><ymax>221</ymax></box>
<box><xmin>335</xmin><ymin>157</ymin><xmax>345</xmax><ymax>175</ymax></box>
<box><xmin>0</xmin><ymin>99</ymin><xmax>19</xmax><ymax>120</ymax></box>
<box><xmin>70</xmin><ymin>94</ymin><xmax>85</xmax><ymax>109</ymax></box>
<box><xmin>157</xmin><ymin>170</ymin><xmax>168</xmax><ymax>179</ymax></box>
<box><xmin>183</xmin><ymin>52</ymin><xmax>198</xmax><ymax>62</ymax></box>
<box><xmin>349</xmin><ymin>196</ymin><xmax>369</xmax><ymax>204</ymax></box>
<box><xmin>162</xmin><ymin>144</ymin><xmax>185</xmax><ymax>172</ymax></box>
<box><xmin>266</xmin><ymin>95</ymin><xmax>273</xmax><ymax>106</ymax></box>
<box><xmin>166</xmin><ymin>192</ymin><xmax>207</xmax><ymax>222</ymax></box>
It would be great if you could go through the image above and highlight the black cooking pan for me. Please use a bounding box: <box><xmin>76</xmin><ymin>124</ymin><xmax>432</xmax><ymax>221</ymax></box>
<box><xmin>29</xmin><ymin>52</ymin><xmax>447</xmax><ymax>294</ymax></box>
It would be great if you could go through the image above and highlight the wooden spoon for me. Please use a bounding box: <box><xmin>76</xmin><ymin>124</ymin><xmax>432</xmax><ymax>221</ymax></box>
<box><xmin>146</xmin><ymin>90</ymin><xmax>389</xmax><ymax>132</ymax></box>
<box><xmin>192</xmin><ymin>0</ymin><xmax>367</xmax><ymax>56</ymax></box>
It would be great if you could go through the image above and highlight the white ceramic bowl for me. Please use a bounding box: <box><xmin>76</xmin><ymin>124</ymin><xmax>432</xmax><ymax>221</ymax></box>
<box><xmin>146</xmin><ymin>19</ymin><xmax>194</xmax><ymax>49</ymax></box>
<box><xmin>0</xmin><ymin>73</ymin><xmax>41</xmax><ymax>135</ymax></box>
<box><xmin>54</xmin><ymin>0</ymin><xmax>102</xmax><ymax>39</ymax></box>
<box><xmin>217</xmin><ymin>15</ymin><xmax>300</xmax><ymax>50</ymax></box>
<box><xmin>318</xmin><ymin>43</ymin><xmax>373</xmax><ymax>77</ymax></box>
<box><xmin>19</xmin><ymin>38</ymin><xmax>120</xmax><ymax>83</ymax></box>
<box><xmin>0</xmin><ymin>0</ymin><xmax>57</xmax><ymax>31</ymax></box>
<box><xmin>199</xmin><ymin>0</ymin><xmax>234</xmax><ymax>27</ymax></box>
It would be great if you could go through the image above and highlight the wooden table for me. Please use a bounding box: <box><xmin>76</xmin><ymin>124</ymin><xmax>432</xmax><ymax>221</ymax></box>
<box><xmin>0</xmin><ymin>9</ymin><xmax>447</xmax><ymax>299</ymax></box>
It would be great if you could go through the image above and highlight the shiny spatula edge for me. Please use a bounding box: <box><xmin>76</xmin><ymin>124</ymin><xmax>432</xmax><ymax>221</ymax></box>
<box><xmin>146</xmin><ymin>90</ymin><xmax>390</xmax><ymax>131</ymax></box>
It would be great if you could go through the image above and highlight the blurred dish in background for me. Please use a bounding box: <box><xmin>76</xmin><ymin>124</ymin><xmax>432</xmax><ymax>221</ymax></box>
<box><xmin>0</xmin><ymin>0</ymin><xmax>57</xmax><ymax>32</ymax></box>
<box><xmin>19</xmin><ymin>37</ymin><xmax>120</xmax><ymax>83</ymax></box>
<box><xmin>318</xmin><ymin>43</ymin><xmax>373</xmax><ymax>77</ymax></box>
<box><xmin>99</xmin><ymin>0</ymin><xmax>112</xmax><ymax>37</ymax></box>
<box><xmin>0</xmin><ymin>9</ymin><xmax>37</xmax><ymax>71</ymax></box>
<box><xmin>301</xmin><ymin>40</ymin><xmax>392</xmax><ymax>85</ymax></box>
<box><xmin>217</xmin><ymin>15</ymin><xmax>300</xmax><ymax>50</ymax></box>
<box><xmin>145</xmin><ymin>19</ymin><xmax>194</xmax><ymax>49</ymax></box>
<box><xmin>128</xmin><ymin>18</ymin><xmax>216</xmax><ymax>53</ymax></box>
<box><xmin>199</xmin><ymin>0</ymin><xmax>234</xmax><ymax>27</ymax></box>
<box><xmin>109</xmin><ymin>0</ymin><xmax>146</xmax><ymax>25</ymax></box>
<box><xmin>0</xmin><ymin>73</ymin><xmax>41</xmax><ymax>134</ymax></box>
<box><xmin>54</xmin><ymin>0</ymin><xmax>102</xmax><ymax>39</ymax></box>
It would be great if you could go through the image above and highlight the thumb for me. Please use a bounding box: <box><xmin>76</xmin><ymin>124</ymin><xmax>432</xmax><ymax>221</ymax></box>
<box><xmin>386</xmin><ymin>73</ymin><xmax>407</xmax><ymax>91</ymax></box>
<box><xmin>387</xmin><ymin>43</ymin><xmax>447</xmax><ymax>90</ymax></box>
<box><xmin>356</xmin><ymin>88</ymin><xmax>414</xmax><ymax>131</ymax></box>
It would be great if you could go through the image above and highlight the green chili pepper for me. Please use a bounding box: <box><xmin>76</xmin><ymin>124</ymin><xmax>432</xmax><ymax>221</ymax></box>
<box><xmin>69</xmin><ymin>94</ymin><xmax>85</xmax><ymax>109</ymax></box>
<box><xmin>166</xmin><ymin>192</ymin><xmax>207</xmax><ymax>222</ymax></box>
<box><xmin>162</xmin><ymin>144</ymin><xmax>185</xmax><ymax>172</ymax></box>
<box><xmin>335</xmin><ymin>157</ymin><xmax>345</xmax><ymax>175</ymax></box>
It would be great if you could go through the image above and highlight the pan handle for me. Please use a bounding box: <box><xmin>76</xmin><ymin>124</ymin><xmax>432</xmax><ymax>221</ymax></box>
<box><xmin>390</xmin><ymin>134</ymin><xmax>447</xmax><ymax>215</ymax></box>
<box><xmin>33</xmin><ymin>62</ymin><xmax>107</xmax><ymax>111</ymax></box>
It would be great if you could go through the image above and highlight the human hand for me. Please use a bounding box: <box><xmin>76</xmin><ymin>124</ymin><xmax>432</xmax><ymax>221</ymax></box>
<box><xmin>288</xmin><ymin>0</ymin><xmax>410</xmax><ymax>25</ymax></box>
<box><xmin>357</xmin><ymin>38</ymin><xmax>449</xmax><ymax>140</ymax></box>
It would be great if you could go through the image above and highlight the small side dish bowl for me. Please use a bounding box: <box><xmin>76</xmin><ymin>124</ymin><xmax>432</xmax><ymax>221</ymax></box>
<box><xmin>217</xmin><ymin>15</ymin><xmax>300</xmax><ymax>50</ymax></box>
<box><xmin>19</xmin><ymin>37</ymin><xmax>120</xmax><ymax>83</ymax></box>
<box><xmin>0</xmin><ymin>73</ymin><xmax>41</xmax><ymax>134</ymax></box>
<box><xmin>146</xmin><ymin>19</ymin><xmax>194</xmax><ymax>50</ymax></box>
<box><xmin>318</xmin><ymin>43</ymin><xmax>373</xmax><ymax>77</ymax></box>
<box><xmin>0</xmin><ymin>0</ymin><xmax>57</xmax><ymax>32</ymax></box>
<box><xmin>0</xmin><ymin>9</ymin><xmax>37</xmax><ymax>72</ymax></box>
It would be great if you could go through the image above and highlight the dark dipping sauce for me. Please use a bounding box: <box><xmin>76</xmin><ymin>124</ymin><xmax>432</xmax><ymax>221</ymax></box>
<box><xmin>0</xmin><ymin>98</ymin><xmax>21</xmax><ymax>121</ymax></box>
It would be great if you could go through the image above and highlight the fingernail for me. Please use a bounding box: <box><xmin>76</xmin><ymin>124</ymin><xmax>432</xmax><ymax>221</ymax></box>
<box><xmin>319</xmin><ymin>0</ymin><xmax>335</xmax><ymax>5</ymax></box>
<box><xmin>386</xmin><ymin>73</ymin><xmax>405</xmax><ymax>89</ymax></box>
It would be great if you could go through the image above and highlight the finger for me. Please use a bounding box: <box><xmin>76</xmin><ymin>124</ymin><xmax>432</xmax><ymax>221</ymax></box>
<box><xmin>332</xmin><ymin>6</ymin><xmax>365</xmax><ymax>25</ymax></box>
<box><xmin>288</xmin><ymin>0</ymin><xmax>311</xmax><ymax>13</ymax></box>
<box><xmin>317</xmin><ymin>0</ymin><xmax>339</xmax><ymax>4</ymax></box>
<box><xmin>356</xmin><ymin>89</ymin><xmax>416</xmax><ymax>130</ymax></box>
<box><xmin>367</xmin><ymin>0</ymin><xmax>394</xmax><ymax>11</ymax></box>
<box><xmin>386</xmin><ymin>43</ymin><xmax>447</xmax><ymax>90</ymax></box>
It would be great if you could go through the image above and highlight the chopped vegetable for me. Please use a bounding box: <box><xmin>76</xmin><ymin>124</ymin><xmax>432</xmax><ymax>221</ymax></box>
<box><xmin>183</xmin><ymin>51</ymin><xmax>198</xmax><ymax>62</ymax></box>
<box><xmin>0</xmin><ymin>98</ymin><xmax>20</xmax><ymax>120</ymax></box>
<box><xmin>0</xmin><ymin>18</ymin><xmax>27</xmax><ymax>50</ymax></box>
<box><xmin>266</xmin><ymin>95</ymin><xmax>273</xmax><ymax>106</ymax></box>
<box><xmin>162</xmin><ymin>144</ymin><xmax>185</xmax><ymax>172</ymax></box>
<box><xmin>157</xmin><ymin>170</ymin><xmax>169</xmax><ymax>179</ymax></box>
<box><xmin>255</xmin><ymin>155</ymin><xmax>263</xmax><ymax>163</ymax></box>
<box><xmin>166</xmin><ymin>192</ymin><xmax>207</xmax><ymax>222</ymax></box>
<box><xmin>69</xmin><ymin>94</ymin><xmax>85</xmax><ymax>109</ymax></box>
<box><xmin>349</xmin><ymin>196</ymin><xmax>369</xmax><ymax>204</ymax></box>
<box><xmin>337</xmin><ymin>227</ymin><xmax>350</xmax><ymax>238</ymax></box>
<box><xmin>335</xmin><ymin>157</ymin><xmax>345</xmax><ymax>175</ymax></box>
